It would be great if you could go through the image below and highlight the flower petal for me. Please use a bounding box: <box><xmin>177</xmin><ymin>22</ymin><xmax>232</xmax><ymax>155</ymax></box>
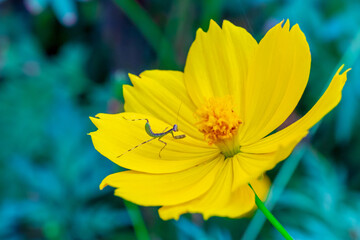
<box><xmin>239</xmin><ymin>20</ymin><xmax>311</xmax><ymax>145</ymax></box>
<box><xmin>124</xmin><ymin>70</ymin><xmax>203</xmax><ymax>140</ymax></box>
<box><xmin>184</xmin><ymin>20</ymin><xmax>257</xmax><ymax>117</ymax></box>
<box><xmin>100</xmin><ymin>155</ymin><xmax>224</xmax><ymax>206</ymax></box>
<box><xmin>158</xmin><ymin>171</ymin><xmax>270</xmax><ymax>220</ymax></box>
<box><xmin>231</xmin><ymin>130</ymin><xmax>306</xmax><ymax>192</ymax></box>
<box><xmin>90</xmin><ymin>112</ymin><xmax>219</xmax><ymax>174</ymax></box>
<box><xmin>242</xmin><ymin>65</ymin><xmax>349</xmax><ymax>154</ymax></box>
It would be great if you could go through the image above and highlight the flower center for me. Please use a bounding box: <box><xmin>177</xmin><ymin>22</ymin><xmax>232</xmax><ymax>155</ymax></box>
<box><xmin>196</xmin><ymin>96</ymin><xmax>242</xmax><ymax>157</ymax></box>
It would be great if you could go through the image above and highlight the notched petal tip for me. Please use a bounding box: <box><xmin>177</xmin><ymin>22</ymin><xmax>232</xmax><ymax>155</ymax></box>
<box><xmin>158</xmin><ymin>208</ymin><xmax>181</xmax><ymax>221</ymax></box>
<box><xmin>289</xmin><ymin>23</ymin><xmax>302</xmax><ymax>34</ymax></box>
<box><xmin>208</xmin><ymin>19</ymin><xmax>221</xmax><ymax>31</ymax></box>
<box><xmin>337</xmin><ymin>64</ymin><xmax>351</xmax><ymax>75</ymax></box>
<box><xmin>266</xmin><ymin>19</ymin><xmax>286</xmax><ymax>34</ymax></box>
<box><xmin>288</xmin><ymin>23</ymin><xmax>309</xmax><ymax>47</ymax></box>
<box><xmin>344</xmin><ymin>68</ymin><xmax>351</xmax><ymax>74</ymax></box>
<box><xmin>199</xmin><ymin>19</ymin><xmax>220</xmax><ymax>33</ymax></box>
<box><xmin>283</xmin><ymin>19</ymin><xmax>290</xmax><ymax>30</ymax></box>
<box><xmin>89</xmin><ymin>116</ymin><xmax>102</xmax><ymax>129</ymax></box>
<box><xmin>291</xmin><ymin>23</ymin><xmax>300</xmax><ymax>30</ymax></box>
<box><xmin>221</xmin><ymin>19</ymin><xmax>252</xmax><ymax>36</ymax></box>
<box><xmin>221</xmin><ymin>19</ymin><xmax>232</xmax><ymax>28</ymax></box>
<box><xmin>89</xmin><ymin>116</ymin><xmax>98</xmax><ymax>122</ymax></box>
<box><xmin>99</xmin><ymin>176</ymin><xmax>111</xmax><ymax>190</ymax></box>
<box><xmin>90</xmin><ymin>113</ymin><xmax>117</xmax><ymax>129</ymax></box>
<box><xmin>209</xmin><ymin>19</ymin><xmax>218</xmax><ymax>26</ymax></box>
<box><xmin>128</xmin><ymin>72</ymin><xmax>137</xmax><ymax>79</ymax></box>
<box><xmin>203</xmin><ymin>214</ymin><xmax>211</xmax><ymax>220</ymax></box>
<box><xmin>161</xmin><ymin>210</ymin><xmax>181</xmax><ymax>221</ymax></box>
<box><xmin>138</xmin><ymin>70</ymin><xmax>164</xmax><ymax>79</ymax></box>
<box><xmin>277</xmin><ymin>19</ymin><xmax>285</xmax><ymax>27</ymax></box>
<box><xmin>337</xmin><ymin>64</ymin><xmax>345</xmax><ymax>73</ymax></box>
<box><xmin>335</xmin><ymin>64</ymin><xmax>351</xmax><ymax>88</ymax></box>
<box><xmin>128</xmin><ymin>73</ymin><xmax>141</xmax><ymax>86</ymax></box>
<box><xmin>195</xmin><ymin>28</ymin><xmax>205</xmax><ymax>37</ymax></box>
<box><xmin>279</xmin><ymin>19</ymin><xmax>300</xmax><ymax>32</ymax></box>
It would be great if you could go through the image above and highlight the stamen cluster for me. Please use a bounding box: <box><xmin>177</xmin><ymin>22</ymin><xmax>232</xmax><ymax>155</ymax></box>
<box><xmin>196</xmin><ymin>96</ymin><xmax>242</xmax><ymax>145</ymax></box>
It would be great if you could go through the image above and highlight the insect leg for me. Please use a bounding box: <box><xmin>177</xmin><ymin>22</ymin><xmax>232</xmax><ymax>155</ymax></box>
<box><xmin>161</xmin><ymin>127</ymin><xmax>169</xmax><ymax>133</ymax></box>
<box><xmin>117</xmin><ymin>137</ymin><xmax>155</xmax><ymax>158</ymax></box>
<box><xmin>157</xmin><ymin>138</ymin><xmax>167</xmax><ymax>158</ymax></box>
<box><xmin>171</xmin><ymin>131</ymin><xmax>186</xmax><ymax>139</ymax></box>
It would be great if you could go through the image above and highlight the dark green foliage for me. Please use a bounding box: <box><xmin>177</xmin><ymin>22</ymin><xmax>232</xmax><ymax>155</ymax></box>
<box><xmin>0</xmin><ymin>11</ymin><xmax>132</xmax><ymax>240</ymax></box>
<box><xmin>272</xmin><ymin>148</ymin><xmax>360</xmax><ymax>239</ymax></box>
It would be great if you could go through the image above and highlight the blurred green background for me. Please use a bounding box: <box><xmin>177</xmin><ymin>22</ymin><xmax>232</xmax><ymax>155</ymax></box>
<box><xmin>0</xmin><ymin>0</ymin><xmax>360</xmax><ymax>239</ymax></box>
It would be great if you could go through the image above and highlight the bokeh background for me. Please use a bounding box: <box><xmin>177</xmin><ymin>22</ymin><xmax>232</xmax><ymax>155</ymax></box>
<box><xmin>1</xmin><ymin>0</ymin><xmax>360</xmax><ymax>239</ymax></box>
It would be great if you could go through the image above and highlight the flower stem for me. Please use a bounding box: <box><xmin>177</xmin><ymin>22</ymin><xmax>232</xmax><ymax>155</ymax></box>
<box><xmin>249</xmin><ymin>184</ymin><xmax>293</xmax><ymax>240</ymax></box>
<box><xmin>124</xmin><ymin>200</ymin><xmax>150</xmax><ymax>240</ymax></box>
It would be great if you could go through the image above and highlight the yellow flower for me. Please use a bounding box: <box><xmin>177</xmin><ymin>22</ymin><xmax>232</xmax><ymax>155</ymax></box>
<box><xmin>89</xmin><ymin>20</ymin><xmax>349</xmax><ymax>220</ymax></box>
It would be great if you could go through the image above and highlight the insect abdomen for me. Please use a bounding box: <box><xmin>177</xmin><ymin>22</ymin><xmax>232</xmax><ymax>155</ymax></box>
<box><xmin>144</xmin><ymin>122</ymin><xmax>165</xmax><ymax>137</ymax></box>
<box><xmin>145</xmin><ymin>123</ymin><xmax>154</xmax><ymax>136</ymax></box>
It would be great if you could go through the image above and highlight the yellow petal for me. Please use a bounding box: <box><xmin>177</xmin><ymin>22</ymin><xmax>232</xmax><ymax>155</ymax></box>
<box><xmin>231</xmin><ymin>153</ymin><xmax>272</xmax><ymax>191</ymax></box>
<box><xmin>184</xmin><ymin>20</ymin><xmax>258</xmax><ymax>117</ymax></box>
<box><xmin>239</xmin><ymin>20</ymin><xmax>311</xmax><ymax>145</ymax></box>
<box><xmin>239</xmin><ymin>131</ymin><xmax>306</xmax><ymax>181</ymax></box>
<box><xmin>232</xmin><ymin>131</ymin><xmax>306</xmax><ymax>191</ymax></box>
<box><xmin>124</xmin><ymin>70</ymin><xmax>203</xmax><ymax>141</ymax></box>
<box><xmin>100</xmin><ymin>155</ymin><xmax>224</xmax><ymax>206</ymax></box>
<box><xmin>90</xmin><ymin>112</ymin><xmax>219</xmax><ymax>173</ymax></box>
<box><xmin>158</xmin><ymin>171</ymin><xmax>270</xmax><ymax>220</ymax></box>
<box><xmin>242</xmin><ymin>65</ymin><xmax>349</xmax><ymax>154</ymax></box>
<box><xmin>251</xmin><ymin>175</ymin><xmax>271</xmax><ymax>202</ymax></box>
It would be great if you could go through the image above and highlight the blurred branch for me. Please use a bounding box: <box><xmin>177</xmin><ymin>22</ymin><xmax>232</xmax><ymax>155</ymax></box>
<box><xmin>335</xmin><ymin>29</ymin><xmax>360</xmax><ymax>143</ymax></box>
<box><xmin>113</xmin><ymin>0</ymin><xmax>177</xmax><ymax>68</ymax></box>
<box><xmin>164</xmin><ymin>0</ymin><xmax>192</xmax><ymax>41</ymax></box>
<box><xmin>124</xmin><ymin>200</ymin><xmax>150</xmax><ymax>240</ymax></box>
<box><xmin>242</xmin><ymin>25</ymin><xmax>360</xmax><ymax>240</ymax></box>
<box><xmin>200</xmin><ymin>0</ymin><xmax>223</xmax><ymax>30</ymax></box>
<box><xmin>174</xmin><ymin>217</ymin><xmax>209</xmax><ymax>239</ymax></box>
<box><xmin>337</xmin><ymin>28</ymin><xmax>360</xmax><ymax>72</ymax></box>
<box><xmin>163</xmin><ymin>0</ymin><xmax>193</xmax><ymax>67</ymax></box>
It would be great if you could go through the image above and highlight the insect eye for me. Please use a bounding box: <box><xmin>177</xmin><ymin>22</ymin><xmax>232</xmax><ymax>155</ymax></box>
<box><xmin>173</xmin><ymin>124</ymin><xmax>178</xmax><ymax>131</ymax></box>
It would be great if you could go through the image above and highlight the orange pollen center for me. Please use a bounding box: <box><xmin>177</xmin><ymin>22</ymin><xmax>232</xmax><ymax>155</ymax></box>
<box><xmin>196</xmin><ymin>96</ymin><xmax>242</xmax><ymax>145</ymax></box>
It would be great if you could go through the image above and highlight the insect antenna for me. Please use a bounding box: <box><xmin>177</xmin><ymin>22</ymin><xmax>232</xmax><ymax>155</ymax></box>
<box><xmin>172</xmin><ymin>102</ymin><xmax>186</xmax><ymax>139</ymax></box>
<box><xmin>175</xmin><ymin>102</ymin><xmax>183</xmax><ymax>126</ymax></box>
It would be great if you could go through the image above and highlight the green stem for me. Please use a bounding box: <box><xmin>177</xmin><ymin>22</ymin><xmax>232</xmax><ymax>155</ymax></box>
<box><xmin>243</xmin><ymin>147</ymin><xmax>305</xmax><ymax>240</ymax></box>
<box><xmin>124</xmin><ymin>200</ymin><xmax>151</xmax><ymax>240</ymax></box>
<box><xmin>249</xmin><ymin>184</ymin><xmax>293</xmax><ymax>240</ymax></box>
